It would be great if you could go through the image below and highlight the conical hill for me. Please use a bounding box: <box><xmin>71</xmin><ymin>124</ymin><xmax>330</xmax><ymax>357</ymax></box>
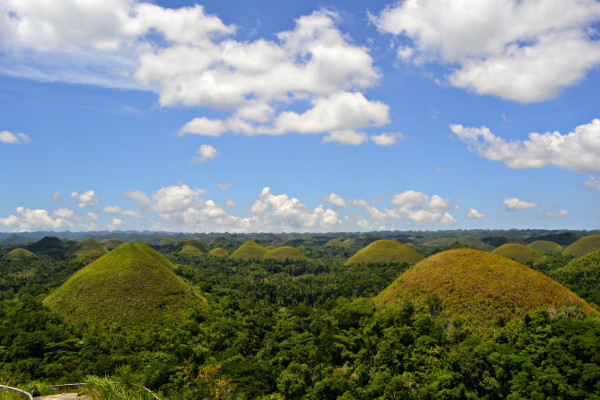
<box><xmin>551</xmin><ymin>249</ymin><xmax>600</xmax><ymax>307</ymax></box>
<box><xmin>66</xmin><ymin>238</ymin><xmax>108</xmax><ymax>261</ymax></box>
<box><xmin>175</xmin><ymin>238</ymin><xmax>209</xmax><ymax>254</ymax></box>
<box><xmin>492</xmin><ymin>243</ymin><xmax>543</xmax><ymax>264</ymax></box>
<box><xmin>44</xmin><ymin>243</ymin><xmax>201</xmax><ymax>327</ymax></box>
<box><xmin>345</xmin><ymin>239</ymin><xmax>424</xmax><ymax>266</ymax></box>
<box><xmin>562</xmin><ymin>235</ymin><xmax>600</xmax><ymax>258</ymax></box>
<box><xmin>528</xmin><ymin>240</ymin><xmax>563</xmax><ymax>255</ymax></box>
<box><xmin>2</xmin><ymin>248</ymin><xmax>35</xmax><ymax>260</ymax></box>
<box><xmin>264</xmin><ymin>246</ymin><xmax>308</xmax><ymax>261</ymax></box>
<box><xmin>376</xmin><ymin>249</ymin><xmax>596</xmax><ymax>330</ymax></box>
<box><xmin>230</xmin><ymin>241</ymin><xmax>267</xmax><ymax>260</ymax></box>
<box><xmin>100</xmin><ymin>238</ymin><xmax>123</xmax><ymax>251</ymax></box>
<box><xmin>209</xmin><ymin>247</ymin><xmax>229</xmax><ymax>257</ymax></box>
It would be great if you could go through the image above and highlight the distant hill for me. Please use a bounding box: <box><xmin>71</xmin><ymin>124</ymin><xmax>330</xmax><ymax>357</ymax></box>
<box><xmin>263</xmin><ymin>246</ymin><xmax>308</xmax><ymax>261</ymax></box>
<box><xmin>209</xmin><ymin>247</ymin><xmax>228</xmax><ymax>257</ymax></box>
<box><xmin>66</xmin><ymin>237</ymin><xmax>108</xmax><ymax>262</ymax></box>
<box><xmin>562</xmin><ymin>235</ymin><xmax>600</xmax><ymax>258</ymax></box>
<box><xmin>179</xmin><ymin>244</ymin><xmax>205</xmax><ymax>258</ymax></box>
<box><xmin>175</xmin><ymin>238</ymin><xmax>209</xmax><ymax>254</ymax></box>
<box><xmin>26</xmin><ymin>236</ymin><xmax>68</xmax><ymax>256</ymax></box>
<box><xmin>44</xmin><ymin>243</ymin><xmax>202</xmax><ymax>327</ymax></box>
<box><xmin>100</xmin><ymin>238</ymin><xmax>123</xmax><ymax>251</ymax></box>
<box><xmin>492</xmin><ymin>243</ymin><xmax>544</xmax><ymax>264</ymax></box>
<box><xmin>230</xmin><ymin>241</ymin><xmax>268</xmax><ymax>260</ymax></box>
<box><xmin>345</xmin><ymin>240</ymin><xmax>424</xmax><ymax>266</ymax></box>
<box><xmin>376</xmin><ymin>249</ymin><xmax>596</xmax><ymax>331</ymax></box>
<box><xmin>551</xmin><ymin>249</ymin><xmax>600</xmax><ymax>307</ymax></box>
<box><xmin>528</xmin><ymin>240</ymin><xmax>563</xmax><ymax>255</ymax></box>
<box><xmin>2</xmin><ymin>248</ymin><xmax>34</xmax><ymax>260</ymax></box>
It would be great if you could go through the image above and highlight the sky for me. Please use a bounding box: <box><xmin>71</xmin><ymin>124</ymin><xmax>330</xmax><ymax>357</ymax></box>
<box><xmin>0</xmin><ymin>0</ymin><xmax>599</xmax><ymax>233</ymax></box>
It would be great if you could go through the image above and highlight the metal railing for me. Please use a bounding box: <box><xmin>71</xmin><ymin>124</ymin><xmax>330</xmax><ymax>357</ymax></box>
<box><xmin>0</xmin><ymin>382</ymin><xmax>161</xmax><ymax>400</ymax></box>
<box><xmin>0</xmin><ymin>384</ymin><xmax>34</xmax><ymax>400</ymax></box>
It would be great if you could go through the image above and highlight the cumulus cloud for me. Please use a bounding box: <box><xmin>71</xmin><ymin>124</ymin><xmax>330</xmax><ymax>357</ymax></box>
<box><xmin>322</xmin><ymin>130</ymin><xmax>368</xmax><ymax>145</ymax></box>
<box><xmin>503</xmin><ymin>197</ymin><xmax>538</xmax><ymax>211</ymax></box>
<box><xmin>0</xmin><ymin>130</ymin><xmax>30</xmax><ymax>144</ymax></box>
<box><xmin>106</xmin><ymin>218</ymin><xmax>123</xmax><ymax>230</ymax></box>
<box><xmin>451</xmin><ymin>119</ymin><xmax>600</xmax><ymax>173</ymax></box>
<box><xmin>0</xmin><ymin>207</ymin><xmax>74</xmax><ymax>231</ymax></box>
<box><xmin>467</xmin><ymin>208</ymin><xmax>485</xmax><ymax>219</ymax></box>
<box><xmin>582</xmin><ymin>176</ymin><xmax>600</xmax><ymax>191</ymax></box>
<box><xmin>193</xmin><ymin>144</ymin><xmax>220</xmax><ymax>163</ymax></box>
<box><xmin>70</xmin><ymin>190</ymin><xmax>99</xmax><ymax>208</ymax></box>
<box><xmin>103</xmin><ymin>205</ymin><xmax>143</xmax><ymax>218</ymax></box>
<box><xmin>374</xmin><ymin>0</ymin><xmax>600</xmax><ymax>102</ymax></box>
<box><xmin>543</xmin><ymin>209</ymin><xmax>568</xmax><ymax>218</ymax></box>
<box><xmin>389</xmin><ymin>190</ymin><xmax>457</xmax><ymax>225</ymax></box>
<box><xmin>322</xmin><ymin>193</ymin><xmax>347</xmax><ymax>208</ymax></box>
<box><xmin>122</xmin><ymin>189</ymin><xmax>152</xmax><ymax>210</ymax></box>
<box><xmin>371</xmin><ymin>132</ymin><xmax>404</xmax><ymax>146</ymax></box>
<box><xmin>1</xmin><ymin>4</ymin><xmax>389</xmax><ymax>143</ymax></box>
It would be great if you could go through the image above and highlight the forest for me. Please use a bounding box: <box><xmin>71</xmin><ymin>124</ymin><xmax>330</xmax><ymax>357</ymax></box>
<box><xmin>0</xmin><ymin>229</ymin><xmax>599</xmax><ymax>399</ymax></box>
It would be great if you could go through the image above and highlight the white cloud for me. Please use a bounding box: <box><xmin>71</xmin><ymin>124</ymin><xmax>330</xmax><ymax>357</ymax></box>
<box><xmin>0</xmin><ymin>207</ymin><xmax>74</xmax><ymax>231</ymax></box>
<box><xmin>215</xmin><ymin>182</ymin><xmax>231</xmax><ymax>190</ymax></box>
<box><xmin>70</xmin><ymin>190</ymin><xmax>99</xmax><ymax>208</ymax></box>
<box><xmin>52</xmin><ymin>208</ymin><xmax>75</xmax><ymax>219</ymax></box>
<box><xmin>451</xmin><ymin>119</ymin><xmax>600</xmax><ymax>173</ymax></box>
<box><xmin>543</xmin><ymin>209</ymin><xmax>568</xmax><ymax>218</ymax></box>
<box><xmin>106</xmin><ymin>218</ymin><xmax>123</xmax><ymax>230</ymax></box>
<box><xmin>322</xmin><ymin>193</ymin><xmax>347</xmax><ymax>208</ymax></box>
<box><xmin>52</xmin><ymin>191</ymin><xmax>62</xmax><ymax>201</ymax></box>
<box><xmin>374</xmin><ymin>0</ymin><xmax>600</xmax><ymax>102</ymax></box>
<box><xmin>467</xmin><ymin>208</ymin><xmax>485</xmax><ymax>219</ymax></box>
<box><xmin>103</xmin><ymin>205</ymin><xmax>143</xmax><ymax>218</ymax></box>
<box><xmin>503</xmin><ymin>197</ymin><xmax>539</xmax><ymax>211</ymax></box>
<box><xmin>583</xmin><ymin>176</ymin><xmax>600</xmax><ymax>191</ymax></box>
<box><xmin>389</xmin><ymin>190</ymin><xmax>457</xmax><ymax>225</ymax></box>
<box><xmin>371</xmin><ymin>132</ymin><xmax>404</xmax><ymax>146</ymax></box>
<box><xmin>225</xmin><ymin>200</ymin><xmax>235</xmax><ymax>207</ymax></box>
<box><xmin>193</xmin><ymin>144</ymin><xmax>220</xmax><ymax>163</ymax></box>
<box><xmin>322</xmin><ymin>130</ymin><xmax>368</xmax><ymax>145</ymax></box>
<box><xmin>179</xmin><ymin>117</ymin><xmax>227</xmax><ymax>137</ymax></box>
<box><xmin>0</xmin><ymin>130</ymin><xmax>30</xmax><ymax>144</ymax></box>
<box><xmin>122</xmin><ymin>189</ymin><xmax>151</xmax><ymax>210</ymax></box>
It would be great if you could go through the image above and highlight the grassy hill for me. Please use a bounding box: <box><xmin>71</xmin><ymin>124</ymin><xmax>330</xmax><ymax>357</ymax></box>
<box><xmin>26</xmin><ymin>236</ymin><xmax>68</xmax><ymax>256</ymax></box>
<box><xmin>528</xmin><ymin>240</ymin><xmax>563</xmax><ymax>255</ymax></box>
<box><xmin>562</xmin><ymin>235</ymin><xmax>600</xmax><ymax>258</ymax></box>
<box><xmin>66</xmin><ymin>237</ymin><xmax>108</xmax><ymax>261</ymax></box>
<box><xmin>100</xmin><ymin>238</ymin><xmax>123</xmax><ymax>251</ymax></box>
<box><xmin>492</xmin><ymin>243</ymin><xmax>544</xmax><ymax>264</ymax></box>
<box><xmin>209</xmin><ymin>247</ymin><xmax>228</xmax><ymax>257</ymax></box>
<box><xmin>44</xmin><ymin>243</ymin><xmax>201</xmax><ymax>327</ymax></box>
<box><xmin>179</xmin><ymin>244</ymin><xmax>205</xmax><ymax>258</ymax></box>
<box><xmin>175</xmin><ymin>238</ymin><xmax>209</xmax><ymax>254</ymax></box>
<box><xmin>2</xmin><ymin>248</ymin><xmax>34</xmax><ymax>260</ymax></box>
<box><xmin>230</xmin><ymin>241</ymin><xmax>267</xmax><ymax>260</ymax></box>
<box><xmin>376</xmin><ymin>249</ymin><xmax>596</xmax><ymax>331</ymax></box>
<box><xmin>551</xmin><ymin>249</ymin><xmax>600</xmax><ymax>307</ymax></box>
<box><xmin>345</xmin><ymin>240</ymin><xmax>424</xmax><ymax>266</ymax></box>
<box><xmin>263</xmin><ymin>246</ymin><xmax>308</xmax><ymax>261</ymax></box>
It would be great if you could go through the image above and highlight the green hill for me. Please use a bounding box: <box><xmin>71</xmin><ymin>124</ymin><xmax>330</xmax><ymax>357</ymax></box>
<box><xmin>44</xmin><ymin>243</ymin><xmax>201</xmax><ymax>327</ymax></box>
<box><xmin>551</xmin><ymin>249</ymin><xmax>600</xmax><ymax>307</ymax></box>
<box><xmin>230</xmin><ymin>241</ymin><xmax>267</xmax><ymax>260</ymax></box>
<box><xmin>100</xmin><ymin>238</ymin><xmax>123</xmax><ymax>251</ymax></box>
<box><xmin>2</xmin><ymin>248</ymin><xmax>35</xmax><ymax>260</ymax></box>
<box><xmin>158</xmin><ymin>237</ymin><xmax>177</xmax><ymax>247</ymax></box>
<box><xmin>376</xmin><ymin>249</ymin><xmax>596</xmax><ymax>331</ymax></box>
<box><xmin>264</xmin><ymin>246</ymin><xmax>308</xmax><ymax>261</ymax></box>
<box><xmin>492</xmin><ymin>243</ymin><xmax>544</xmax><ymax>264</ymax></box>
<box><xmin>179</xmin><ymin>244</ymin><xmax>205</xmax><ymax>258</ymax></box>
<box><xmin>562</xmin><ymin>235</ymin><xmax>600</xmax><ymax>258</ymax></box>
<box><xmin>209</xmin><ymin>247</ymin><xmax>229</xmax><ymax>257</ymax></box>
<box><xmin>528</xmin><ymin>240</ymin><xmax>563</xmax><ymax>255</ymax></box>
<box><xmin>26</xmin><ymin>236</ymin><xmax>67</xmax><ymax>256</ymax></box>
<box><xmin>175</xmin><ymin>238</ymin><xmax>209</xmax><ymax>254</ymax></box>
<box><xmin>345</xmin><ymin>240</ymin><xmax>424</xmax><ymax>266</ymax></box>
<box><xmin>209</xmin><ymin>236</ymin><xmax>229</xmax><ymax>247</ymax></box>
<box><xmin>66</xmin><ymin>238</ymin><xmax>108</xmax><ymax>261</ymax></box>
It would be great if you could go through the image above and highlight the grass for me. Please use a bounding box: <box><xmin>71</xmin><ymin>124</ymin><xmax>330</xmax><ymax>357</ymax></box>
<box><xmin>175</xmin><ymin>238</ymin><xmax>209</xmax><ymax>254</ymax></box>
<box><xmin>263</xmin><ymin>246</ymin><xmax>308</xmax><ymax>261</ymax></box>
<box><xmin>375</xmin><ymin>249</ymin><xmax>596</xmax><ymax>331</ymax></box>
<box><xmin>562</xmin><ymin>235</ymin><xmax>600</xmax><ymax>258</ymax></box>
<box><xmin>344</xmin><ymin>239</ymin><xmax>424</xmax><ymax>266</ymax></box>
<box><xmin>179</xmin><ymin>244</ymin><xmax>205</xmax><ymax>258</ymax></box>
<box><xmin>2</xmin><ymin>248</ymin><xmax>34</xmax><ymax>260</ymax></box>
<box><xmin>230</xmin><ymin>241</ymin><xmax>267</xmax><ymax>260</ymax></box>
<box><xmin>528</xmin><ymin>240</ymin><xmax>563</xmax><ymax>255</ymax></box>
<box><xmin>551</xmin><ymin>249</ymin><xmax>600</xmax><ymax>307</ymax></box>
<box><xmin>209</xmin><ymin>247</ymin><xmax>228</xmax><ymax>256</ymax></box>
<box><xmin>44</xmin><ymin>243</ymin><xmax>202</xmax><ymax>327</ymax></box>
<box><xmin>66</xmin><ymin>237</ymin><xmax>108</xmax><ymax>260</ymax></box>
<box><xmin>492</xmin><ymin>243</ymin><xmax>544</xmax><ymax>264</ymax></box>
<box><xmin>101</xmin><ymin>238</ymin><xmax>123</xmax><ymax>251</ymax></box>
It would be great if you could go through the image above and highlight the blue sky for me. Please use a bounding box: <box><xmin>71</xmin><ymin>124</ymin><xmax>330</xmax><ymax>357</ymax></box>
<box><xmin>1</xmin><ymin>0</ymin><xmax>599</xmax><ymax>233</ymax></box>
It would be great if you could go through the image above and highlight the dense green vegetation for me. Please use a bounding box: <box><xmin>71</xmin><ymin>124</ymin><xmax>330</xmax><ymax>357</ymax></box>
<box><xmin>1</xmin><ymin>231</ymin><xmax>600</xmax><ymax>399</ymax></box>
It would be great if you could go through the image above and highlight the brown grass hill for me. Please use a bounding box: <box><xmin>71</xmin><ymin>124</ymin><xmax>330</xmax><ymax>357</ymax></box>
<box><xmin>2</xmin><ymin>248</ymin><xmax>35</xmax><ymax>260</ymax></box>
<box><xmin>209</xmin><ymin>247</ymin><xmax>229</xmax><ymax>257</ymax></box>
<box><xmin>100</xmin><ymin>238</ymin><xmax>123</xmax><ymax>251</ymax></box>
<box><xmin>175</xmin><ymin>238</ymin><xmax>209</xmax><ymax>254</ymax></box>
<box><xmin>66</xmin><ymin>238</ymin><xmax>108</xmax><ymax>262</ymax></box>
<box><xmin>492</xmin><ymin>243</ymin><xmax>544</xmax><ymax>264</ymax></box>
<box><xmin>230</xmin><ymin>241</ymin><xmax>267</xmax><ymax>260</ymax></box>
<box><xmin>528</xmin><ymin>240</ymin><xmax>563</xmax><ymax>255</ymax></box>
<box><xmin>550</xmin><ymin>249</ymin><xmax>600</xmax><ymax>307</ymax></box>
<box><xmin>345</xmin><ymin>240</ymin><xmax>424</xmax><ymax>266</ymax></box>
<box><xmin>44</xmin><ymin>243</ymin><xmax>202</xmax><ymax>327</ymax></box>
<box><xmin>375</xmin><ymin>249</ymin><xmax>596</xmax><ymax>331</ymax></box>
<box><xmin>264</xmin><ymin>246</ymin><xmax>308</xmax><ymax>261</ymax></box>
<box><xmin>562</xmin><ymin>235</ymin><xmax>600</xmax><ymax>258</ymax></box>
